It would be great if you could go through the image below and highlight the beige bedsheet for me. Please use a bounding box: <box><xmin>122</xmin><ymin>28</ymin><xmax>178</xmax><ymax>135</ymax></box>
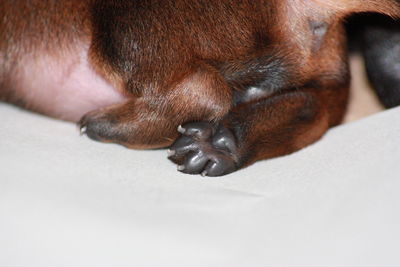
<box><xmin>0</xmin><ymin>56</ymin><xmax>399</xmax><ymax>267</ymax></box>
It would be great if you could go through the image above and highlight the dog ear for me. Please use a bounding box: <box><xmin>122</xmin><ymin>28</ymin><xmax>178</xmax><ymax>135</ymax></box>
<box><xmin>321</xmin><ymin>0</ymin><xmax>400</xmax><ymax>18</ymax></box>
<box><xmin>281</xmin><ymin>0</ymin><xmax>400</xmax><ymax>30</ymax></box>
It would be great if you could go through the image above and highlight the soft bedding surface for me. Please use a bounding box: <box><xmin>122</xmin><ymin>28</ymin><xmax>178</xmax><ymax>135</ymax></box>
<box><xmin>0</xmin><ymin>103</ymin><xmax>399</xmax><ymax>267</ymax></box>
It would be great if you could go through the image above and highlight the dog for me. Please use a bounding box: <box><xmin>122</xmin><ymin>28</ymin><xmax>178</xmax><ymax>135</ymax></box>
<box><xmin>1</xmin><ymin>0</ymin><xmax>400</xmax><ymax>176</ymax></box>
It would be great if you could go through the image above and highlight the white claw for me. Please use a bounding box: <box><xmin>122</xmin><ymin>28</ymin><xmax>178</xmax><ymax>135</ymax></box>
<box><xmin>177</xmin><ymin>165</ymin><xmax>185</xmax><ymax>171</ymax></box>
<box><xmin>167</xmin><ymin>149</ymin><xmax>176</xmax><ymax>157</ymax></box>
<box><xmin>177</xmin><ymin>125</ymin><xmax>186</xmax><ymax>134</ymax></box>
<box><xmin>201</xmin><ymin>170</ymin><xmax>208</xmax><ymax>177</ymax></box>
<box><xmin>80</xmin><ymin>126</ymin><xmax>87</xmax><ymax>135</ymax></box>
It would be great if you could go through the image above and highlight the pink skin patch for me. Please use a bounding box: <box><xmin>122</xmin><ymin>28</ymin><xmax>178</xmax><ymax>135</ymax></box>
<box><xmin>16</xmin><ymin>44</ymin><xmax>127</xmax><ymax>122</ymax></box>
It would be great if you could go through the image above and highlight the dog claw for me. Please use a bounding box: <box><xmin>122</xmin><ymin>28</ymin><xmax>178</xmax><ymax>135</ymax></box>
<box><xmin>80</xmin><ymin>126</ymin><xmax>87</xmax><ymax>135</ymax></box>
<box><xmin>177</xmin><ymin>165</ymin><xmax>185</xmax><ymax>171</ymax></box>
<box><xmin>177</xmin><ymin>125</ymin><xmax>186</xmax><ymax>134</ymax></box>
<box><xmin>167</xmin><ymin>149</ymin><xmax>176</xmax><ymax>157</ymax></box>
<box><xmin>201</xmin><ymin>170</ymin><xmax>208</xmax><ymax>177</ymax></box>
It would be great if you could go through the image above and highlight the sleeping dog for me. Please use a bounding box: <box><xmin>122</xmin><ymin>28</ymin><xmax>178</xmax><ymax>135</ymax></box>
<box><xmin>1</xmin><ymin>0</ymin><xmax>400</xmax><ymax>176</ymax></box>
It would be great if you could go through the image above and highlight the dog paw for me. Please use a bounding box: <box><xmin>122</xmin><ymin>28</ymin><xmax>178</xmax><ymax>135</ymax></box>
<box><xmin>168</xmin><ymin>122</ymin><xmax>238</xmax><ymax>177</ymax></box>
<box><xmin>78</xmin><ymin>110</ymin><xmax>121</xmax><ymax>142</ymax></box>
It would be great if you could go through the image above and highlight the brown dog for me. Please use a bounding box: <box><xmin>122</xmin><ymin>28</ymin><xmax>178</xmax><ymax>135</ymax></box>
<box><xmin>1</xmin><ymin>0</ymin><xmax>400</xmax><ymax>176</ymax></box>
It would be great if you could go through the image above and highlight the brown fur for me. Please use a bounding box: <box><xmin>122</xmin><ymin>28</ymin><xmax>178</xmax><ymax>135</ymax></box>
<box><xmin>1</xmin><ymin>0</ymin><xmax>400</xmax><ymax>175</ymax></box>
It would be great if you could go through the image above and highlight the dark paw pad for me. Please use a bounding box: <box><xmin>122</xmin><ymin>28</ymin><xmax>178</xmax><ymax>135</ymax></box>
<box><xmin>168</xmin><ymin>122</ymin><xmax>238</xmax><ymax>177</ymax></box>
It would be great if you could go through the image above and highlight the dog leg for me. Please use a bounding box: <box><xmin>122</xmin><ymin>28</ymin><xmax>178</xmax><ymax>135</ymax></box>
<box><xmin>79</xmin><ymin>63</ymin><xmax>232</xmax><ymax>149</ymax></box>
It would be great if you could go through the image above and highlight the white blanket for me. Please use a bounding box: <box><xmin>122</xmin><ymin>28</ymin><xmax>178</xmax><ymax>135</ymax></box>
<box><xmin>1</xmin><ymin>103</ymin><xmax>399</xmax><ymax>267</ymax></box>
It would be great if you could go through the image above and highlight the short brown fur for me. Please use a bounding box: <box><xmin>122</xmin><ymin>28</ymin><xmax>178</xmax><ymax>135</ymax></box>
<box><xmin>1</xmin><ymin>0</ymin><xmax>399</xmax><ymax>176</ymax></box>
